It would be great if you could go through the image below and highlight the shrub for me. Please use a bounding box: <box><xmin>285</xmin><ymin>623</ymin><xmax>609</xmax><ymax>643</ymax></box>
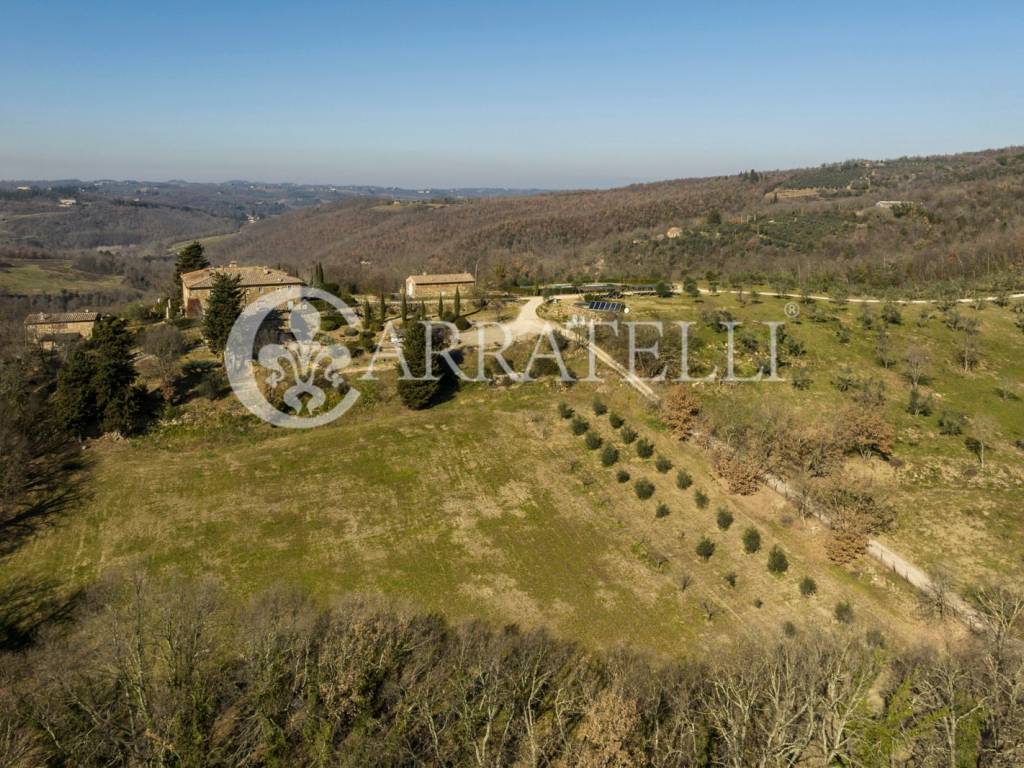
<box><xmin>711</xmin><ymin>449</ymin><xmax>764</xmax><ymax>495</ymax></box>
<box><xmin>609</xmin><ymin>413</ymin><xmax>624</xmax><ymax>428</ymax></box>
<box><xmin>634</xmin><ymin>479</ymin><xmax>655</xmax><ymax>499</ymax></box>
<box><xmin>557</xmin><ymin>402</ymin><xmax>574</xmax><ymax>419</ymax></box>
<box><xmin>881</xmin><ymin>302</ymin><xmax>903</xmax><ymax>325</ymax></box>
<box><xmin>655</xmin><ymin>503</ymin><xmax>670</xmax><ymax>518</ymax></box>
<box><xmin>715</xmin><ymin>508</ymin><xmax>734</xmax><ymax>531</ymax></box>
<box><xmin>661</xmin><ymin>385</ymin><xmax>701</xmax><ymax>438</ymax></box>
<box><xmin>835</xmin><ymin>601</ymin><xmax>854</xmax><ymax>624</ymax></box>
<box><xmin>592</xmin><ymin>397</ymin><xmax>607</xmax><ymax>416</ymax></box>
<box><xmin>767</xmin><ymin>545</ymin><xmax>789</xmax><ymax>575</ymax></box>
<box><xmin>866</xmin><ymin>628</ymin><xmax>886</xmax><ymax>648</ymax></box>
<box><xmin>570</xmin><ymin>416</ymin><xmax>589</xmax><ymax>435</ymax></box>
<box><xmin>655</xmin><ymin>454</ymin><xmax>672</xmax><ymax>473</ymax></box>
<box><xmin>782</xmin><ymin>621</ymin><xmax>798</xmax><ymax>638</ymax></box>
<box><xmin>753</xmin><ymin>597</ymin><xmax>763</xmax><ymax>609</ymax></box>
<box><xmin>620</xmin><ymin>426</ymin><xmax>638</xmax><ymax>444</ymax></box>
<box><xmin>636</xmin><ymin>438</ymin><xmax>654</xmax><ymax>458</ymax></box>
<box><xmin>616</xmin><ymin>469</ymin><xmax>630</xmax><ymax>483</ymax></box>
<box><xmin>675</xmin><ymin>469</ymin><xmax>693</xmax><ymax>490</ymax></box>
<box><xmin>695</xmin><ymin>537</ymin><xmax>715</xmax><ymax>561</ymax></box>
<box><xmin>196</xmin><ymin>367</ymin><xmax>228</xmax><ymax>400</ymax></box>
<box><xmin>724</xmin><ymin>572</ymin><xmax>737</xmax><ymax>588</ymax></box>
<box><xmin>791</xmin><ymin>370</ymin><xmax>813</xmax><ymax>390</ymax></box>
<box><xmin>938</xmin><ymin>410</ymin><xmax>965</xmax><ymax>436</ymax></box>
<box><xmin>742</xmin><ymin>527</ymin><xmax>762</xmax><ymax>554</ymax></box>
<box><xmin>529</xmin><ymin>357</ymin><xmax>568</xmax><ymax>379</ymax></box>
<box><xmin>907</xmin><ymin>387</ymin><xmax>933</xmax><ymax>417</ymax></box>
<box><xmin>600</xmin><ymin>445</ymin><xmax>619</xmax><ymax>466</ymax></box>
<box><xmin>799</xmin><ymin>577</ymin><xmax>817</xmax><ymax>597</ymax></box>
<box><xmin>694</xmin><ymin>489</ymin><xmax>709</xmax><ymax>509</ymax></box>
<box><xmin>584</xmin><ymin>431</ymin><xmax>602</xmax><ymax>450</ymax></box>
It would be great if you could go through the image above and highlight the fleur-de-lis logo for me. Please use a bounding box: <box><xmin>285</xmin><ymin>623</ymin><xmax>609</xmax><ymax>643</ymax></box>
<box><xmin>258</xmin><ymin>301</ymin><xmax>351</xmax><ymax>414</ymax></box>
<box><xmin>225</xmin><ymin>287</ymin><xmax>361</xmax><ymax>428</ymax></box>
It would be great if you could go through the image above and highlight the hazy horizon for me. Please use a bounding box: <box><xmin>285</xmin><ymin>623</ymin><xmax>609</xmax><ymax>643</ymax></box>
<box><xmin>4</xmin><ymin>1</ymin><xmax>1022</xmax><ymax>188</ymax></box>
<box><xmin>3</xmin><ymin>137</ymin><xmax>1023</xmax><ymax>192</ymax></box>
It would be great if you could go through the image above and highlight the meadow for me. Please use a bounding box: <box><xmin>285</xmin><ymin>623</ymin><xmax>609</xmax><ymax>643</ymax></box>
<box><xmin>0</xmin><ymin>258</ymin><xmax>125</xmax><ymax>294</ymax></box>
<box><xmin>1</xmin><ymin>366</ymin><xmax>940</xmax><ymax>656</ymax></box>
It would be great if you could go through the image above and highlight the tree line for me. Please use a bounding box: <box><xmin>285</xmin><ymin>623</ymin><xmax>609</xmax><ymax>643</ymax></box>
<box><xmin>0</xmin><ymin>575</ymin><xmax>1021</xmax><ymax>766</ymax></box>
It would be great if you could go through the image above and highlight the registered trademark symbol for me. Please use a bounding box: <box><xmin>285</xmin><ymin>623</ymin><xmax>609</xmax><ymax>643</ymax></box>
<box><xmin>784</xmin><ymin>302</ymin><xmax>800</xmax><ymax>319</ymax></box>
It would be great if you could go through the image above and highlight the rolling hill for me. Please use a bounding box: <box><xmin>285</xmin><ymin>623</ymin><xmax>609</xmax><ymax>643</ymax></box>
<box><xmin>208</xmin><ymin>146</ymin><xmax>1024</xmax><ymax>296</ymax></box>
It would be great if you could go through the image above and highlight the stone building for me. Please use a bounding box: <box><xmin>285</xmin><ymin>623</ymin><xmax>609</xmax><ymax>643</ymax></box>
<box><xmin>24</xmin><ymin>311</ymin><xmax>99</xmax><ymax>350</ymax></box>
<box><xmin>180</xmin><ymin>264</ymin><xmax>305</xmax><ymax>316</ymax></box>
<box><xmin>404</xmin><ymin>272</ymin><xmax>475</xmax><ymax>299</ymax></box>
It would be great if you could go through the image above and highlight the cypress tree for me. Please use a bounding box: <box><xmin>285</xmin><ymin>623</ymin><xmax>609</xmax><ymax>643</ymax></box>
<box><xmin>379</xmin><ymin>293</ymin><xmax>387</xmax><ymax>322</ymax></box>
<box><xmin>453</xmin><ymin>287</ymin><xmax>462</xmax><ymax>318</ymax></box>
<box><xmin>396</xmin><ymin>321</ymin><xmax>440</xmax><ymax>409</ymax></box>
<box><xmin>437</xmin><ymin>294</ymin><xmax>445</xmax><ymax>318</ymax></box>
<box><xmin>363</xmin><ymin>298</ymin><xmax>374</xmax><ymax>329</ymax></box>
<box><xmin>174</xmin><ymin>241</ymin><xmax>209</xmax><ymax>287</ymax></box>
<box><xmin>312</xmin><ymin>262</ymin><xmax>325</xmax><ymax>288</ymax></box>
<box><xmin>203</xmin><ymin>273</ymin><xmax>244</xmax><ymax>354</ymax></box>
<box><xmin>401</xmin><ymin>291</ymin><xmax>408</xmax><ymax>322</ymax></box>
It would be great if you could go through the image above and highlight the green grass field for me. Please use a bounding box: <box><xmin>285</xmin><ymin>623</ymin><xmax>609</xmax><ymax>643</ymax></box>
<box><xmin>2</xmin><ymin>368</ymin><xmax>937</xmax><ymax>655</ymax></box>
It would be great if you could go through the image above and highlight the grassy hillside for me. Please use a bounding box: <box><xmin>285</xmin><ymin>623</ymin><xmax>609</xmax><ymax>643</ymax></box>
<box><xmin>1</xmin><ymin>373</ymin><xmax>938</xmax><ymax>656</ymax></box>
<box><xmin>568</xmin><ymin>290</ymin><xmax>1024</xmax><ymax>593</ymax></box>
<box><xmin>209</xmin><ymin>147</ymin><xmax>1024</xmax><ymax>295</ymax></box>
<box><xmin>0</xmin><ymin>257</ymin><xmax>126</xmax><ymax>294</ymax></box>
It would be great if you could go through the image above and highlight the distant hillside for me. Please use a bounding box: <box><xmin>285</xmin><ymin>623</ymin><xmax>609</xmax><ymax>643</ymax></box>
<box><xmin>0</xmin><ymin>179</ymin><xmax>545</xmax><ymax>253</ymax></box>
<box><xmin>209</xmin><ymin>147</ymin><xmax>1024</xmax><ymax>295</ymax></box>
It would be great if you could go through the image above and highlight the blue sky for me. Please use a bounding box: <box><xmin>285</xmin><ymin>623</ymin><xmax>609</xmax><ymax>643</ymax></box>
<box><xmin>1</xmin><ymin>1</ymin><xmax>1022</xmax><ymax>188</ymax></box>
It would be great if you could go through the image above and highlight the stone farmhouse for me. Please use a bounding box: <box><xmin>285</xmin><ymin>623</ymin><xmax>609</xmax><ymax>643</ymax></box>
<box><xmin>24</xmin><ymin>311</ymin><xmax>99</xmax><ymax>350</ymax></box>
<box><xmin>404</xmin><ymin>272</ymin><xmax>475</xmax><ymax>299</ymax></box>
<box><xmin>181</xmin><ymin>264</ymin><xmax>305</xmax><ymax>316</ymax></box>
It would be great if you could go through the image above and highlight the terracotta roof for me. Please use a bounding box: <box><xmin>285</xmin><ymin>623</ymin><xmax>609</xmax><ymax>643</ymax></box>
<box><xmin>24</xmin><ymin>311</ymin><xmax>99</xmax><ymax>325</ymax></box>
<box><xmin>406</xmin><ymin>272</ymin><xmax>475</xmax><ymax>285</ymax></box>
<box><xmin>181</xmin><ymin>265</ymin><xmax>305</xmax><ymax>290</ymax></box>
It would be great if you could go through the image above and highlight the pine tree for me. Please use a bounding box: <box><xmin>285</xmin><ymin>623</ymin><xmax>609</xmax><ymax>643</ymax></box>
<box><xmin>203</xmin><ymin>273</ymin><xmax>244</xmax><ymax>354</ymax></box>
<box><xmin>453</xmin><ymin>287</ymin><xmax>461</xmax><ymax>318</ymax></box>
<box><xmin>91</xmin><ymin>319</ymin><xmax>137</xmax><ymax>415</ymax></box>
<box><xmin>174</xmin><ymin>241</ymin><xmax>209</xmax><ymax>287</ymax></box>
<box><xmin>91</xmin><ymin>316</ymin><xmax>139</xmax><ymax>434</ymax></box>
<box><xmin>53</xmin><ymin>344</ymin><xmax>96</xmax><ymax>438</ymax></box>
<box><xmin>53</xmin><ymin>317</ymin><xmax>142</xmax><ymax>436</ymax></box>
<box><xmin>396</xmin><ymin>320</ymin><xmax>440</xmax><ymax>409</ymax></box>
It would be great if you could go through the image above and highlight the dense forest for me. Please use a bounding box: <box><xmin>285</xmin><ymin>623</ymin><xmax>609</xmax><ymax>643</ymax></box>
<box><xmin>208</xmin><ymin>147</ymin><xmax>1024</xmax><ymax>296</ymax></box>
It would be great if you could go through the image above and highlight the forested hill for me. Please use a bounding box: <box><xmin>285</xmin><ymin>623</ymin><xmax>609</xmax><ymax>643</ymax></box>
<box><xmin>209</xmin><ymin>146</ymin><xmax>1024</xmax><ymax>295</ymax></box>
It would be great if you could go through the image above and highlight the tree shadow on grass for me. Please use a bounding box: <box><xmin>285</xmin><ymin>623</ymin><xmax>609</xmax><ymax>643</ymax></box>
<box><xmin>0</xmin><ymin>576</ymin><xmax>83</xmax><ymax>651</ymax></box>
<box><xmin>0</xmin><ymin>445</ymin><xmax>88</xmax><ymax>560</ymax></box>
